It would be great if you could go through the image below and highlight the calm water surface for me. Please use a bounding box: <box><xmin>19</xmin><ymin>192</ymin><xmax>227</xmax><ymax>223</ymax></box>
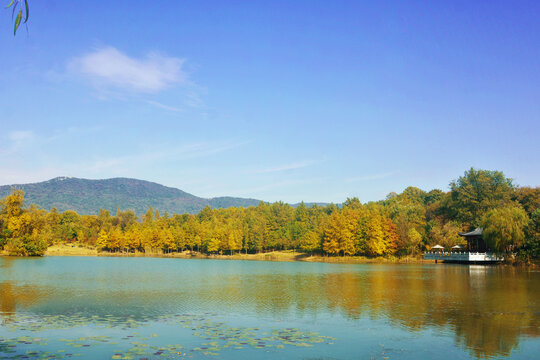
<box><xmin>0</xmin><ymin>256</ymin><xmax>538</xmax><ymax>359</ymax></box>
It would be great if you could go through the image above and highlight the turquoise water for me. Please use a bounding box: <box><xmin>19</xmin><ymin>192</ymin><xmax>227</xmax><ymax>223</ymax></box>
<box><xmin>0</xmin><ymin>256</ymin><xmax>539</xmax><ymax>359</ymax></box>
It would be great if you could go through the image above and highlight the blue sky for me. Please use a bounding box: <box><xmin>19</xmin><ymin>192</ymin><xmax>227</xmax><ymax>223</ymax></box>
<box><xmin>1</xmin><ymin>1</ymin><xmax>539</xmax><ymax>203</ymax></box>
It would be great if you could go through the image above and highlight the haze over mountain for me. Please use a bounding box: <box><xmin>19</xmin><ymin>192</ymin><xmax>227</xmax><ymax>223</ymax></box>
<box><xmin>0</xmin><ymin>177</ymin><xmax>264</xmax><ymax>215</ymax></box>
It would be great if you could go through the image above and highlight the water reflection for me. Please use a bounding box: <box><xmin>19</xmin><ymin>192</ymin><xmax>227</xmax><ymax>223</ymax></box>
<box><xmin>0</xmin><ymin>281</ymin><xmax>47</xmax><ymax>324</ymax></box>
<box><xmin>0</xmin><ymin>257</ymin><xmax>538</xmax><ymax>359</ymax></box>
<box><xmin>0</xmin><ymin>257</ymin><xmax>14</xmax><ymax>269</ymax></box>
<box><xmin>316</xmin><ymin>265</ymin><xmax>540</xmax><ymax>358</ymax></box>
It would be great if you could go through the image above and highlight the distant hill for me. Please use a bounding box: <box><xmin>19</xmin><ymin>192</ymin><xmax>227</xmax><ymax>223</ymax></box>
<box><xmin>0</xmin><ymin>177</ymin><xmax>262</xmax><ymax>215</ymax></box>
<box><xmin>292</xmin><ymin>202</ymin><xmax>330</xmax><ymax>208</ymax></box>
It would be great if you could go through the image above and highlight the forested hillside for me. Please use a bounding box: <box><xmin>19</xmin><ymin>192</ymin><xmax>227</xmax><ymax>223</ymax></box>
<box><xmin>1</xmin><ymin>169</ymin><xmax>538</xmax><ymax>260</ymax></box>
<box><xmin>0</xmin><ymin>177</ymin><xmax>261</xmax><ymax>215</ymax></box>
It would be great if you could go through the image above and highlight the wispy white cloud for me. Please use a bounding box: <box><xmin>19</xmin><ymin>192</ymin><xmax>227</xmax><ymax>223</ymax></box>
<box><xmin>8</xmin><ymin>130</ymin><xmax>34</xmax><ymax>142</ymax></box>
<box><xmin>345</xmin><ymin>171</ymin><xmax>398</xmax><ymax>183</ymax></box>
<box><xmin>83</xmin><ymin>140</ymin><xmax>251</xmax><ymax>174</ymax></box>
<box><xmin>227</xmin><ymin>179</ymin><xmax>316</xmax><ymax>197</ymax></box>
<box><xmin>0</xmin><ymin>131</ymin><xmax>35</xmax><ymax>157</ymax></box>
<box><xmin>0</xmin><ymin>137</ymin><xmax>251</xmax><ymax>186</ymax></box>
<box><xmin>68</xmin><ymin>46</ymin><xmax>186</xmax><ymax>93</ymax></box>
<box><xmin>170</xmin><ymin>140</ymin><xmax>252</xmax><ymax>160</ymax></box>
<box><xmin>44</xmin><ymin>126</ymin><xmax>104</xmax><ymax>143</ymax></box>
<box><xmin>145</xmin><ymin>100</ymin><xmax>184</xmax><ymax>113</ymax></box>
<box><xmin>183</xmin><ymin>91</ymin><xmax>205</xmax><ymax>108</ymax></box>
<box><xmin>251</xmin><ymin>160</ymin><xmax>316</xmax><ymax>174</ymax></box>
<box><xmin>1</xmin><ymin>127</ymin><xmax>103</xmax><ymax>156</ymax></box>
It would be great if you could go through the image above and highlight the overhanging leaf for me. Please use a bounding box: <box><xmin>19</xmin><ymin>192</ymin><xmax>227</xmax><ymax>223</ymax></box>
<box><xmin>5</xmin><ymin>0</ymin><xmax>14</xmax><ymax>9</ymax></box>
<box><xmin>11</xmin><ymin>0</ymin><xmax>18</xmax><ymax>20</ymax></box>
<box><xmin>14</xmin><ymin>9</ymin><xmax>21</xmax><ymax>35</ymax></box>
<box><xmin>24</xmin><ymin>0</ymin><xmax>29</xmax><ymax>23</ymax></box>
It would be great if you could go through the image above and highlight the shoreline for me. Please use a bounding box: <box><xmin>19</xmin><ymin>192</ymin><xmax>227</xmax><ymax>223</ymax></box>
<box><xmin>1</xmin><ymin>245</ymin><xmax>534</xmax><ymax>267</ymax></box>
<box><xmin>41</xmin><ymin>244</ymin><xmax>434</xmax><ymax>264</ymax></box>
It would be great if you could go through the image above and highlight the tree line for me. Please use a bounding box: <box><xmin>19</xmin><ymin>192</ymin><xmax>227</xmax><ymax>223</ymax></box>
<box><xmin>1</xmin><ymin>168</ymin><xmax>538</xmax><ymax>259</ymax></box>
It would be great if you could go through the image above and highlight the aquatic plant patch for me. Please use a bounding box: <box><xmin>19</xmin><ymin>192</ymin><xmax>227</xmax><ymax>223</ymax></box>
<box><xmin>0</xmin><ymin>313</ymin><xmax>335</xmax><ymax>359</ymax></box>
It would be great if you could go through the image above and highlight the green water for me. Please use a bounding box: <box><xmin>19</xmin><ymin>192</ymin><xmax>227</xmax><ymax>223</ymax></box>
<box><xmin>0</xmin><ymin>257</ymin><xmax>538</xmax><ymax>359</ymax></box>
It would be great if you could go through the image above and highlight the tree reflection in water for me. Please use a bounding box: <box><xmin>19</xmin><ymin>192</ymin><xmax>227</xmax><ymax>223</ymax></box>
<box><xmin>197</xmin><ymin>264</ymin><xmax>539</xmax><ymax>358</ymax></box>
<box><xmin>0</xmin><ymin>258</ymin><xmax>538</xmax><ymax>359</ymax></box>
<box><xmin>320</xmin><ymin>265</ymin><xmax>540</xmax><ymax>358</ymax></box>
<box><xmin>0</xmin><ymin>282</ymin><xmax>46</xmax><ymax>323</ymax></box>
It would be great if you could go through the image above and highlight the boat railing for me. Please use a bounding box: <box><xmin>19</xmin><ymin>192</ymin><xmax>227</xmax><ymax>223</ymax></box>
<box><xmin>424</xmin><ymin>251</ymin><xmax>503</xmax><ymax>261</ymax></box>
<box><xmin>424</xmin><ymin>251</ymin><xmax>490</xmax><ymax>255</ymax></box>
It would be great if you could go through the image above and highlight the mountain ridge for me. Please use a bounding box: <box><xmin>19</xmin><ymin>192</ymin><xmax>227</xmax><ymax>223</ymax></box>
<box><xmin>0</xmin><ymin>177</ymin><xmax>264</xmax><ymax>215</ymax></box>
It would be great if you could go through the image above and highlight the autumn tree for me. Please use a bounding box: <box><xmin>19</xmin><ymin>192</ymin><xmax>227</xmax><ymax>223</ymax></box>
<box><xmin>143</xmin><ymin>206</ymin><xmax>154</xmax><ymax>225</ymax></box>
<box><xmin>427</xmin><ymin>220</ymin><xmax>464</xmax><ymax>248</ymax></box>
<box><xmin>0</xmin><ymin>168</ymin><xmax>536</xmax><ymax>260</ymax></box>
<box><xmin>407</xmin><ymin>228</ymin><xmax>422</xmax><ymax>255</ymax></box>
<box><xmin>0</xmin><ymin>189</ymin><xmax>47</xmax><ymax>255</ymax></box>
<box><xmin>513</xmin><ymin>187</ymin><xmax>540</xmax><ymax>215</ymax></box>
<box><xmin>96</xmin><ymin>229</ymin><xmax>110</xmax><ymax>250</ymax></box>
<box><xmin>364</xmin><ymin>215</ymin><xmax>389</xmax><ymax>256</ymax></box>
<box><xmin>384</xmin><ymin>194</ymin><xmax>426</xmax><ymax>255</ymax></box>
<box><xmin>300</xmin><ymin>230</ymin><xmax>322</xmax><ymax>254</ymax></box>
<box><xmin>322</xmin><ymin>212</ymin><xmax>341</xmax><ymax>255</ymax></box>
<box><xmin>322</xmin><ymin>209</ymin><xmax>358</xmax><ymax>255</ymax></box>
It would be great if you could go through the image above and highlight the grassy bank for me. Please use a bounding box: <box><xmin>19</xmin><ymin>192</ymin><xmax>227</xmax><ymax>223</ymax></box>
<box><xmin>45</xmin><ymin>244</ymin><xmax>98</xmax><ymax>256</ymax></box>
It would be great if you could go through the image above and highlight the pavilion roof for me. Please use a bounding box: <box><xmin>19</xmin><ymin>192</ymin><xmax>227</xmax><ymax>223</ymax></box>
<box><xmin>458</xmin><ymin>227</ymin><xmax>483</xmax><ymax>237</ymax></box>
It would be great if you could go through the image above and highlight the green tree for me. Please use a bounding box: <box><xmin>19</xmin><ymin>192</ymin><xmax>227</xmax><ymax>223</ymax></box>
<box><xmin>116</xmin><ymin>209</ymin><xmax>138</xmax><ymax>230</ymax></box>
<box><xmin>481</xmin><ymin>206</ymin><xmax>529</xmax><ymax>253</ymax></box>
<box><xmin>521</xmin><ymin>209</ymin><xmax>540</xmax><ymax>260</ymax></box>
<box><xmin>425</xmin><ymin>189</ymin><xmax>445</xmax><ymax>205</ymax></box>
<box><xmin>343</xmin><ymin>197</ymin><xmax>362</xmax><ymax>210</ymax></box>
<box><xmin>402</xmin><ymin>186</ymin><xmax>426</xmax><ymax>204</ymax></box>
<box><xmin>0</xmin><ymin>168</ymin><xmax>536</xmax><ymax>260</ymax></box>
<box><xmin>98</xmin><ymin>209</ymin><xmax>113</xmax><ymax>232</ymax></box>
<box><xmin>447</xmin><ymin>168</ymin><xmax>515</xmax><ymax>228</ymax></box>
<box><xmin>513</xmin><ymin>187</ymin><xmax>540</xmax><ymax>215</ymax></box>
<box><xmin>427</xmin><ymin>220</ymin><xmax>464</xmax><ymax>248</ymax></box>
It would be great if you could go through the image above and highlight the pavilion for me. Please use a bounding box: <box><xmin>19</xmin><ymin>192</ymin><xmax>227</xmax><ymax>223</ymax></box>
<box><xmin>458</xmin><ymin>228</ymin><xmax>486</xmax><ymax>252</ymax></box>
<box><xmin>424</xmin><ymin>227</ymin><xmax>502</xmax><ymax>263</ymax></box>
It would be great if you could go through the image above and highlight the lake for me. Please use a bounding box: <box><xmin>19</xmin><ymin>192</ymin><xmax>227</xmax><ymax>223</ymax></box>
<box><xmin>0</xmin><ymin>256</ymin><xmax>539</xmax><ymax>359</ymax></box>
